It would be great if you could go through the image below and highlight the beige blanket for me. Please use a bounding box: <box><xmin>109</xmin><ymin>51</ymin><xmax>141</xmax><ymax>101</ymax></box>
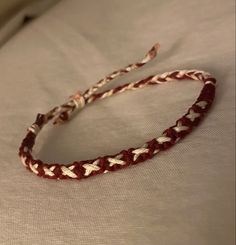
<box><xmin>0</xmin><ymin>0</ymin><xmax>59</xmax><ymax>46</ymax></box>
<box><xmin>0</xmin><ymin>0</ymin><xmax>235</xmax><ymax>244</ymax></box>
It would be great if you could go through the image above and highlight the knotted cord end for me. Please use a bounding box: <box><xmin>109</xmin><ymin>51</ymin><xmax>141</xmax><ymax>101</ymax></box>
<box><xmin>141</xmin><ymin>42</ymin><xmax>160</xmax><ymax>64</ymax></box>
<box><xmin>53</xmin><ymin>91</ymin><xmax>85</xmax><ymax>125</ymax></box>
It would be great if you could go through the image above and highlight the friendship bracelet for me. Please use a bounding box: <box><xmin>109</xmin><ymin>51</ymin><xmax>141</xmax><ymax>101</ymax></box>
<box><xmin>18</xmin><ymin>43</ymin><xmax>216</xmax><ymax>180</ymax></box>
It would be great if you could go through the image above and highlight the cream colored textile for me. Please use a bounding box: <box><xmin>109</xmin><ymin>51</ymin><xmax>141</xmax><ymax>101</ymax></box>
<box><xmin>0</xmin><ymin>0</ymin><xmax>235</xmax><ymax>244</ymax></box>
<box><xmin>0</xmin><ymin>0</ymin><xmax>30</xmax><ymax>21</ymax></box>
<box><xmin>0</xmin><ymin>0</ymin><xmax>60</xmax><ymax>46</ymax></box>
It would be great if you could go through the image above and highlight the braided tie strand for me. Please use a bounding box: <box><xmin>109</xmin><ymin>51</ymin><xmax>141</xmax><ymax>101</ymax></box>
<box><xmin>18</xmin><ymin>43</ymin><xmax>216</xmax><ymax>180</ymax></box>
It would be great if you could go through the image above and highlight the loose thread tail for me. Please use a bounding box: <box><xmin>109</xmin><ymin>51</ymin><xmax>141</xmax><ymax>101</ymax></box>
<box><xmin>52</xmin><ymin>43</ymin><xmax>161</xmax><ymax>125</ymax></box>
<box><xmin>83</xmin><ymin>42</ymin><xmax>161</xmax><ymax>99</ymax></box>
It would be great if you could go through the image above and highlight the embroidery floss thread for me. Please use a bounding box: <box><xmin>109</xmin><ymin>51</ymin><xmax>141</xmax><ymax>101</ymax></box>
<box><xmin>18</xmin><ymin>43</ymin><xmax>216</xmax><ymax>180</ymax></box>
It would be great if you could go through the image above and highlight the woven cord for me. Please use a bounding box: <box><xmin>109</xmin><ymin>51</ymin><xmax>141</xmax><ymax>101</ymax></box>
<box><xmin>18</xmin><ymin>43</ymin><xmax>216</xmax><ymax>180</ymax></box>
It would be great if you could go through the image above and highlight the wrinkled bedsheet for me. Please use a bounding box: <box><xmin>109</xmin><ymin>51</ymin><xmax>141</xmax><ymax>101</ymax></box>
<box><xmin>0</xmin><ymin>0</ymin><xmax>235</xmax><ymax>244</ymax></box>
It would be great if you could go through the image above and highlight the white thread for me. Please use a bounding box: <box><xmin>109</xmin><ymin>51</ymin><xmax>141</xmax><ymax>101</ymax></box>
<box><xmin>141</xmin><ymin>53</ymin><xmax>152</xmax><ymax>63</ymax></box>
<box><xmin>61</xmin><ymin>166</ymin><xmax>77</xmax><ymax>178</ymax></box>
<box><xmin>108</xmin><ymin>157</ymin><xmax>125</xmax><ymax>167</ymax></box>
<box><xmin>50</xmin><ymin>166</ymin><xmax>56</xmax><ymax>171</ymax></box>
<box><xmin>185</xmin><ymin>70</ymin><xmax>195</xmax><ymax>78</ymax></box>
<box><xmin>205</xmin><ymin>80</ymin><xmax>215</xmax><ymax>85</ymax></box>
<box><xmin>119</xmin><ymin>87</ymin><xmax>128</xmax><ymax>93</ymax></box>
<box><xmin>197</xmin><ymin>73</ymin><xmax>204</xmax><ymax>81</ymax></box>
<box><xmin>173</xmin><ymin>121</ymin><xmax>189</xmax><ymax>133</ymax></box>
<box><xmin>43</xmin><ymin>166</ymin><xmax>55</xmax><ymax>177</ymax></box>
<box><xmin>100</xmin><ymin>79</ymin><xmax>107</xmax><ymax>86</ymax></box>
<box><xmin>126</xmin><ymin>66</ymin><xmax>132</xmax><ymax>72</ymax></box>
<box><xmin>83</xmin><ymin>159</ymin><xmax>100</xmax><ymax>176</ymax></box>
<box><xmin>165</xmin><ymin>76</ymin><xmax>173</xmax><ymax>81</ymax></box>
<box><xmin>156</xmin><ymin>136</ymin><xmax>171</xmax><ymax>144</ymax></box>
<box><xmin>176</xmin><ymin>70</ymin><xmax>187</xmax><ymax>78</ymax></box>
<box><xmin>101</xmin><ymin>90</ymin><xmax>114</xmax><ymax>99</ymax></box>
<box><xmin>186</xmin><ymin>109</ymin><xmax>200</xmax><ymax>122</ymax></box>
<box><xmin>29</xmin><ymin>162</ymin><xmax>38</xmax><ymax>174</ymax></box>
<box><xmin>150</xmin><ymin>75</ymin><xmax>160</xmax><ymax>82</ymax></box>
<box><xmin>155</xmin><ymin>80</ymin><xmax>164</xmax><ymax>84</ymax></box>
<box><xmin>52</xmin><ymin>106</ymin><xmax>62</xmax><ymax>116</ymax></box>
<box><xmin>20</xmin><ymin>155</ymin><xmax>27</xmax><ymax>166</ymax></box>
<box><xmin>110</xmin><ymin>71</ymin><xmax>121</xmax><ymax>78</ymax></box>
<box><xmin>137</xmin><ymin>83</ymin><xmax>146</xmax><ymax>89</ymax></box>
<box><xmin>196</xmin><ymin>101</ymin><xmax>208</xmax><ymax>109</ymax></box>
<box><xmin>28</xmin><ymin>124</ymin><xmax>40</xmax><ymax>135</ymax></box>
<box><xmin>127</xmin><ymin>83</ymin><xmax>135</xmax><ymax>90</ymax></box>
<box><xmin>191</xmin><ymin>73</ymin><xmax>199</xmax><ymax>80</ymax></box>
<box><xmin>160</xmin><ymin>72</ymin><xmax>170</xmax><ymax>79</ymax></box>
<box><xmin>73</xmin><ymin>96</ymin><xmax>85</xmax><ymax>109</ymax></box>
<box><xmin>132</xmin><ymin>148</ymin><xmax>149</xmax><ymax>161</ymax></box>
<box><xmin>153</xmin><ymin>149</ymin><xmax>160</xmax><ymax>154</ymax></box>
<box><xmin>87</xmin><ymin>97</ymin><xmax>94</xmax><ymax>103</ymax></box>
<box><xmin>73</xmin><ymin>99</ymin><xmax>80</xmax><ymax>108</ymax></box>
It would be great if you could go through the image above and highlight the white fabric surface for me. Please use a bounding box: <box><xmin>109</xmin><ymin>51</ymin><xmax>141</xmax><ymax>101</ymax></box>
<box><xmin>0</xmin><ymin>0</ymin><xmax>60</xmax><ymax>47</ymax></box>
<box><xmin>0</xmin><ymin>0</ymin><xmax>235</xmax><ymax>244</ymax></box>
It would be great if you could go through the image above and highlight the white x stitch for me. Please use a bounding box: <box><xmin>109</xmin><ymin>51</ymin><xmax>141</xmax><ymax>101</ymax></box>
<box><xmin>108</xmin><ymin>154</ymin><xmax>125</xmax><ymax>167</ymax></box>
<box><xmin>186</xmin><ymin>109</ymin><xmax>200</xmax><ymax>122</ymax></box>
<box><xmin>83</xmin><ymin>159</ymin><xmax>100</xmax><ymax>176</ymax></box>
<box><xmin>173</xmin><ymin>121</ymin><xmax>189</xmax><ymax>133</ymax></box>
<box><xmin>132</xmin><ymin>148</ymin><xmax>149</xmax><ymax>161</ymax></box>
<box><xmin>43</xmin><ymin>166</ymin><xmax>55</xmax><ymax>177</ymax></box>
<box><xmin>61</xmin><ymin>165</ymin><xmax>77</xmax><ymax>178</ymax></box>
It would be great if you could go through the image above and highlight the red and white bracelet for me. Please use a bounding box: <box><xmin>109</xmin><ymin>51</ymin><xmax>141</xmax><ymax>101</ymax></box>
<box><xmin>18</xmin><ymin>43</ymin><xmax>216</xmax><ymax>180</ymax></box>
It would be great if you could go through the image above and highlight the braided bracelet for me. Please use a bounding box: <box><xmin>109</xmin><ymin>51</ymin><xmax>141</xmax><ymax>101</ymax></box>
<box><xmin>18</xmin><ymin>43</ymin><xmax>216</xmax><ymax>180</ymax></box>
